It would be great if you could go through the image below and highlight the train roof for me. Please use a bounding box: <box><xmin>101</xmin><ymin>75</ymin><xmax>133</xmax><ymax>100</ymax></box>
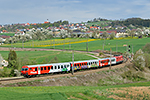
<box><xmin>73</xmin><ymin>59</ymin><xmax>98</xmax><ymax>63</ymax></box>
<box><xmin>26</xmin><ymin>62</ymin><xmax>70</xmax><ymax>68</ymax></box>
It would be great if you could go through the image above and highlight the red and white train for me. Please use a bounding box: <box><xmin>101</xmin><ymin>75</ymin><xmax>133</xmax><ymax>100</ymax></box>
<box><xmin>21</xmin><ymin>55</ymin><xmax>123</xmax><ymax>78</ymax></box>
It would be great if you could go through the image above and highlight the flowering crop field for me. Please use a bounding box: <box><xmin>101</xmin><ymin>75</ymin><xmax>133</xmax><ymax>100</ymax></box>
<box><xmin>2</xmin><ymin>38</ymin><xmax>95</xmax><ymax>48</ymax></box>
<box><xmin>1</xmin><ymin>37</ymin><xmax>150</xmax><ymax>53</ymax></box>
<box><xmin>0</xmin><ymin>81</ymin><xmax>150</xmax><ymax>100</ymax></box>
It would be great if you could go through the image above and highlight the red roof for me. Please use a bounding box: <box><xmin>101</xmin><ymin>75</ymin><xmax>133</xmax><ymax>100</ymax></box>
<box><xmin>1</xmin><ymin>35</ymin><xmax>10</xmax><ymax>39</ymax></box>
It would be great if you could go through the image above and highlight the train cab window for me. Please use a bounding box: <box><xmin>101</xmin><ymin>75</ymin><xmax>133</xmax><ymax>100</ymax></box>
<box><xmin>30</xmin><ymin>68</ymin><xmax>32</xmax><ymax>71</ymax></box>
<box><xmin>58</xmin><ymin>65</ymin><xmax>60</xmax><ymax>69</ymax></box>
<box><xmin>35</xmin><ymin>68</ymin><xmax>37</xmax><ymax>71</ymax></box>
<box><xmin>64</xmin><ymin>65</ymin><xmax>66</xmax><ymax>68</ymax></box>
<box><xmin>24</xmin><ymin>68</ymin><xmax>28</xmax><ymax>71</ymax></box>
<box><xmin>55</xmin><ymin>66</ymin><xmax>57</xmax><ymax>69</ymax></box>
<box><xmin>67</xmin><ymin>65</ymin><xmax>69</xmax><ymax>67</ymax></box>
<box><xmin>61</xmin><ymin>65</ymin><xmax>63</xmax><ymax>68</ymax></box>
<box><xmin>44</xmin><ymin>67</ymin><xmax>46</xmax><ymax>70</ymax></box>
<box><xmin>41</xmin><ymin>67</ymin><xmax>43</xmax><ymax>71</ymax></box>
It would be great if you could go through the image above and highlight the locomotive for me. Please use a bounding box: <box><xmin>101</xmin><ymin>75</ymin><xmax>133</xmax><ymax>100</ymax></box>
<box><xmin>21</xmin><ymin>55</ymin><xmax>123</xmax><ymax>78</ymax></box>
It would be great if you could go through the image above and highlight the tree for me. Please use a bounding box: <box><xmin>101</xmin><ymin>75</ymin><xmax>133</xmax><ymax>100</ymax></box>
<box><xmin>126</xmin><ymin>29</ymin><xmax>135</xmax><ymax>38</ymax></box>
<box><xmin>7</xmin><ymin>50</ymin><xmax>18</xmax><ymax>69</ymax></box>
<box><xmin>109</xmin><ymin>32</ymin><xmax>116</xmax><ymax>39</ymax></box>
<box><xmin>136</xmin><ymin>28</ymin><xmax>143</xmax><ymax>38</ymax></box>
<box><xmin>102</xmin><ymin>31</ymin><xmax>108</xmax><ymax>39</ymax></box>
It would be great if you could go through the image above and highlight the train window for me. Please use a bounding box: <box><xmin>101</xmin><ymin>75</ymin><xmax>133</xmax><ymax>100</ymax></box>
<box><xmin>80</xmin><ymin>64</ymin><xmax>81</xmax><ymax>66</ymax></box>
<box><xmin>30</xmin><ymin>68</ymin><xmax>32</xmax><ymax>71</ymax></box>
<box><xmin>74</xmin><ymin>64</ymin><xmax>76</xmax><ymax>66</ymax></box>
<box><xmin>91</xmin><ymin>62</ymin><xmax>92</xmax><ymax>65</ymax></box>
<box><xmin>41</xmin><ymin>67</ymin><xmax>43</xmax><ymax>71</ymax></box>
<box><xmin>35</xmin><ymin>68</ymin><xmax>37</xmax><ymax>71</ymax></box>
<box><xmin>55</xmin><ymin>66</ymin><xmax>57</xmax><ymax>69</ymax></box>
<box><xmin>67</xmin><ymin>65</ymin><xmax>69</xmax><ymax>67</ymax></box>
<box><xmin>64</xmin><ymin>65</ymin><xmax>66</xmax><ymax>68</ymax></box>
<box><xmin>111</xmin><ymin>59</ymin><xmax>115</xmax><ymax>62</ymax></box>
<box><xmin>44</xmin><ymin>67</ymin><xmax>46</xmax><ymax>70</ymax></box>
<box><xmin>58</xmin><ymin>65</ymin><xmax>60</xmax><ymax>69</ymax></box>
<box><xmin>61</xmin><ymin>65</ymin><xmax>63</xmax><ymax>68</ymax></box>
<box><xmin>48</xmin><ymin>67</ymin><xmax>50</xmax><ymax>70</ymax></box>
<box><xmin>89</xmin><ymin>62</ymin><xmax>90</xmax><ymax>65</ymax></box>
<box><xmin>51</xmin><ymin>66</ymin><xmax>53</xmax><ymax>70</ymax></box>
<box><xmin>24</xmin><ymin>68</ymin><xmax>28</xmax><ymax>71</ymax></box>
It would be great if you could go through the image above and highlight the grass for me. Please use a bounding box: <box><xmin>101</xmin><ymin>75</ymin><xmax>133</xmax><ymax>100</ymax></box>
<box><xmin>1</xmin><ymin>81</ymin><xmax>150</xmax><ymax>100</ymax></box>
<box><xmin>1</xmin><ymin>37</ymin><xmax>150</xmax><ymax>53</ymax></box>
<box><xmin>0</xmin><ymin>50</ymin><xmax>96</xmax><ymax>64</ymax></box>
<box><xmin>0</xmin><ymin>32</ymin><xmax>15</xmax><ymax>36</ymax></box>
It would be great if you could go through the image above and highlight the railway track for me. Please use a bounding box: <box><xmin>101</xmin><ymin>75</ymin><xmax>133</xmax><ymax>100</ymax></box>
<box><xmin>0</xmin><ymin>60</ymin><xmax>128</xmax><ymax>85</ymax></box>
<box><xmin>0</xmin><ymin>47</ymin><xmax>128</xmax><ymax>85</ymax></box>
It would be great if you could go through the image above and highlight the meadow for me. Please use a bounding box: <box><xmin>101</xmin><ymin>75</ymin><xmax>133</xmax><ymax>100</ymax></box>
<box><xmin>0</xmin><ymin>50</ymin><xmax>96</xmax><ymax>64</ymax></box>
<box><xmin>0</xmin><ymin>32</ymin><xmax>15</xmax><ymax>36</ymax></box>
<box><xmin>1</xmin><ymin>37</ymin><xmax>150</xmax><ymax>53</ymax></box>
<box><xmin>1</xmin><ymin>81</ymin><xmax>150</xmax><ymax>100</ymax></box>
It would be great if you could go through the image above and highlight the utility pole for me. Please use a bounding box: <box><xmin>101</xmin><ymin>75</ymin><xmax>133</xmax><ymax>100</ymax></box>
<box><xmin>53</xmin><ymin>39</ymin><xmax>55</xmax><ymax>49</ymax></box>
<box><xmin>72</xmin><ymin>50</ymin><xmax>74</xmax><ymax>75</ymax></box>
<box><xmin>103</xmin><ymin>39</ymin><xmax>105</xmax><ymax>51</ymax></box>
<box><xmin>22</xmin><ymin>40</ymin><xmax>24</xmax><ymax>49</ymax></box>
<box><xmin>86</xmin><ymin>38</ymin><xmax>88</xmax><ymax>52</ymax></box>
<box><xmin>116</xmin><ymin>42</ymin><xmax>118</xmax><ymax>53</ymax></box>
<box><xmin>69</xmin><ymin>41</ymin><xmax>71</xmax><ymax>50</ymax></box>
<box><xmin>110</xmin><ymin>48</ymin><xmax>112</xmax><ymax>69</ymax></box>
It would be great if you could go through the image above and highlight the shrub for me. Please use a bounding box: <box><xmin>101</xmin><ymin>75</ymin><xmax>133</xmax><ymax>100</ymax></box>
<box><xmin>144</xmin><ymin>54</ymin><xmax>150</xmax><ymax>69</ymax></box>
<box><xmin>142</xmin><ymin>43</ymin><xmax>150</xmax><ymax>54</ymax></box>
<box><xmin>7</xmin><ymin>50</ymin><xmax>18</xmax><ymax>69</ymax></box>
<box><xmin>99</xmin><ymin>52</ymin><xmax>104</xmax><ymax>56</ymax></box>
<box><xmin>121</xmin><ymin>70</ymin><xmax>146</xmax><ymax>81</ymax></box>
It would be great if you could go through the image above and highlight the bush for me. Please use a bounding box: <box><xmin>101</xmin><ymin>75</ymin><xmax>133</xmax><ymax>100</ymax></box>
<box><xmin>99</xmin><ymin>52</ymin><xmax>104</xmax><ymax>56</ymax></box>
<box><xmin>0</xmin><ymin>67</ymin><xmax>11</xmax><ymax>77</ymax></box>
<box><xmin>121</xmin><ymin>70</ymin><xmax>146</xmax><ymax>81</ymax></box>
<box><xmin>144</xmin><ymin>54</ymin><xmax>150</xmax><ymax>69</ymax></box>
<box><xmin>7</xmin><ymin>50</ymin><xmax>18</xmax><ymax>69</ymax></box>
<box><xmin>142</xmin><ymin>43</ymin><xmax>150</xmax><ymax>54</ymax></box>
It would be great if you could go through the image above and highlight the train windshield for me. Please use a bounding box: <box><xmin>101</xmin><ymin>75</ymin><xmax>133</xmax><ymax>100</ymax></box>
<box><xmin>21</xmin><ymin>68</ymin><xmax>28</xmax><ymax>71</ymax></box>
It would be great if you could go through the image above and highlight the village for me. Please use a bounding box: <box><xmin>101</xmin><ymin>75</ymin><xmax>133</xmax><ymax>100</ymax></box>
<box><xmin>0</xmin><ymin>19</ymin><xmax>150</xmax><ymax>44</ymax></box>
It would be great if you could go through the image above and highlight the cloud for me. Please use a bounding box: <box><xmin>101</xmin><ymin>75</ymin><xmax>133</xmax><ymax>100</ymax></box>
<box><xmin>0</xmin><ymin>0</ymin><xmax>150</xmax><ymax>24</ymax></box>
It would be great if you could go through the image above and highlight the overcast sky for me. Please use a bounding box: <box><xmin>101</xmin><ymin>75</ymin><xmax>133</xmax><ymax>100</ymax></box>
<box><xmin>0</xmin><ymin>0</ymin><xmax>150</xmax><ymax>24</ymax></box>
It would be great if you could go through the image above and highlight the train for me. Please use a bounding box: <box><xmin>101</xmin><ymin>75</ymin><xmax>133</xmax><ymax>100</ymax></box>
<box><xmin>21</xmin><ymin>55</ymin><xmax>123</xmax><ymax>78</ymax></box>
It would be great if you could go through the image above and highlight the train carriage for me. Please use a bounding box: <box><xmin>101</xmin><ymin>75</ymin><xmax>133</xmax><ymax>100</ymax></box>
<box><xmin>21</xmin><ymin>55</ymin><xmax>124</xmax><ymax>78</ymax></box>
<box><xmin>71</xmin><ymin>59</ymin><xmax>99</xmax><ymax>70</ymax></box>
<box><xmin>99</xmin><ymin>58</ymin><xmax>110</xmax><ymax>67</ymax></box>
<box><xmin>114</xmin><ymin>55</ymin><xmax>123</xmax><ymax>63</ymax></box>
<box><xmin>21</xmin><ymin>62</ymin><xmax>70</xmax><ymax>77</ymax></box>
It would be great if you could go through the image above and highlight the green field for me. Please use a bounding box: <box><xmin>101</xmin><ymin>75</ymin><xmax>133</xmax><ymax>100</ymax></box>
<box><xmin>0</xmin><ymin>50</ymin><xmax>96</xmax><ymax>64</ymax></box>
<box><xmin>1</xmin><ymin>37</ymin><xmax>150</xmax><ymax>53</ymax></box>
<box><xmin>1</xmin><ymin>81</ymin><xmax>150</xmax><ymax>100</ymax></box>
<box><xmin>0</xmin><ymin>32</ymin><xmax>15</xmax><ymax>36</ymax></box>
